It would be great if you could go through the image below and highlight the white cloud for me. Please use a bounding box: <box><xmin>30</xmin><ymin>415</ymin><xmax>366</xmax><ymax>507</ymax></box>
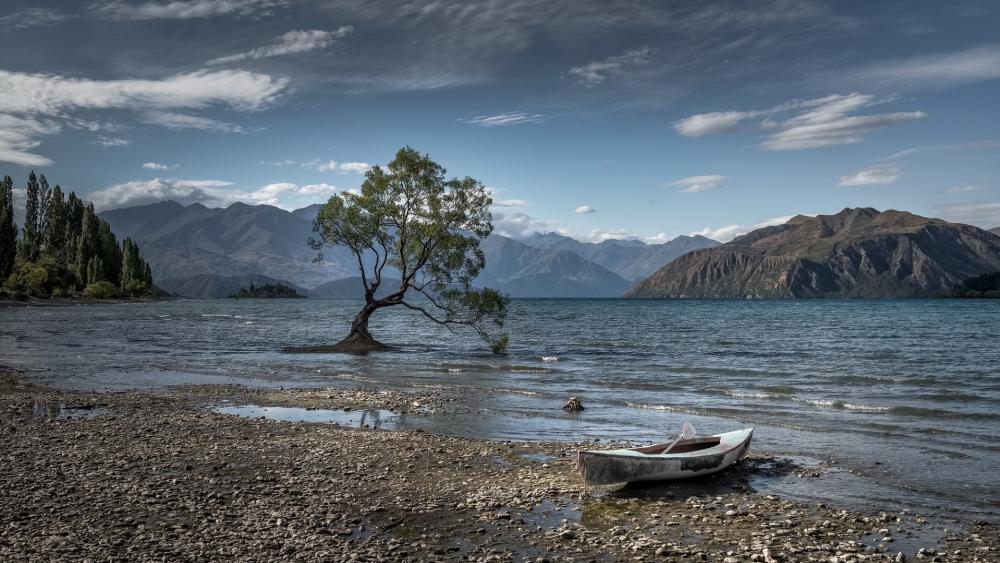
<box><xmin>208</xmin><ymin>26</ymin><xmax>352</xmax><ymax>65</ymax></box>
<box><xmin>92</xmin><ymin>0</ymin><xmax>287</xmax><ymax>20</ymax></box>
<box><xmin>934</xmin><ymin>202</ymin><xmax>1000</xmax><ymax>228</ymax></box>
<box><xmin>260</xmin><ymin>159</ymin><xmax>297</xmax><ymax>166</ymax></box>
<box><xmin>946</xmin><ymin>185</ymin><xmax>986</xmax><ymax>194</ymax></box>
<box><xmin>0</xmin><ymin>114</ymin><xmax>60</xmax><ymax>166</ymax></box>
<box><xmin>0</xmin><ymin>69</ymin><xmax>287</xmax><ymax>114</ymax></box>
<box><xmin>336</xmin><ymin>161</ymin><xmax>371</xmax><ymax>174</ymax></box>
<box><xmin>575</xmin><ymin>205</ymin><xmax>595</xmax><ymax>214</ymax></box>
<box><xmin>849</xmin><ymin>45</ymin><xmax>1000</xmax><ymax>90</ymax></box>
<box><xmin>0</xmin><ymin>68</ymin><xmax>286</xmax><ymax>165</ymax></box>
<box><xmin>670</xmin><ymin>174</ymin><xmax>727</xmax><ymax>193</ymax></box>
<box><xmin>673</xmin><ymin>111</ymin><xmax>763</xmax><ymax>137</ymax></box>
<box><xmin>691</xmin><ymin>214</ymin><xmax>807</xmax><ymax>243</ymax></box>
<box><xmin>0</xmin><ymin>8</ymin><xmax>68</xmax><ymax>30</ymax></box>
<box><xmin>492</xmin><ymin>198</ymin><xmax>528</xmax><ymax>208</ymax></box>
<box><xmin>838</xmin><ymin>165</ymin><xmax>899</xmax><ymax>187</ymax></box>
<box><xmin>142</xmin><ymin>162</ymin><xmax>178</xmax><ymax>170</ymax></box>
<box><xmin>491</xmin><ymin>211</ymin><xmax>550</xmax><ymax>238</ymax></box>
<box><xmin>88</xmin><ymin>177</ymin><xmax>340</xmax><ymax>211</ymax></box>
<box><xmin>463</xmin><ymin>111</ymin><xmax>545</xmax><ymax>127</ymax></box>
<box><xmin>93</xmin><ymin>136</ymin><xmax>131</xmax><ymax>148</ymax></box>
<box><xmin>675</xmin><ymin>93</ymin><xmax>925</xmax><ymax>151</ymax></box>
<box><xmin>141</xmin><ymin>111</ymin><xmax>246</xmax><ymax>133</ymax></box>
<box><xmin>568</xmin><ymin>47</ymin><xmax>650</xmax><ymax>87</ymax></box>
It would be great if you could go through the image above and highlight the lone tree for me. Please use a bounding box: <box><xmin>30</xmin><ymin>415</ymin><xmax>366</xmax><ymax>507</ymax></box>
<box><xmin>310</xmin><ymin>147</ymin><xmax>509</xmax><ymax>353</ymax></box>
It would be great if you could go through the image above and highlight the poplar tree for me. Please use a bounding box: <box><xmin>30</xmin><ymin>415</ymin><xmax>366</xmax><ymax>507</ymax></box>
<box><xmin>18</xmin><ymin>171</ymin><xmax>40</xmax><ymax>261</ymax></box>
<box><xmin>0</xmin><ymin>176</ymin><xmax>16</xmax><ymax>280</ymax></box>
<box><xmin>76</xmin><ymin>205</ymin><xmax>100</xmax><ymax>284</ymax></box>
<box><xmin>43</xmin><ymin>186</ymin><xmax>67</xmax><ymax>262</ymax></box>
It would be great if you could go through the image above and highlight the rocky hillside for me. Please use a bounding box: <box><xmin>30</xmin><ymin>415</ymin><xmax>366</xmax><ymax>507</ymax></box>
<box><xmin>990</xmin><ymin>227</ymin><xmax>1000</xmax><ymax>236</ymax></box>
<box><xmin>627</xmin><ymin>208</ymin><xmax>1000</xmax><ymax>298</ymax></box>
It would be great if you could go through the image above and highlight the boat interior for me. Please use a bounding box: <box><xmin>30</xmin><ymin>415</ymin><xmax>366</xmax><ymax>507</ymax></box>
<box><xmin>634</xmin><ymin>436</ymin><xmax>722</xmax><ymax>455</ymax></box>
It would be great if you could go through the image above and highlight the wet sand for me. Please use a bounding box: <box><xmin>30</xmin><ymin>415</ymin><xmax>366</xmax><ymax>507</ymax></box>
<box><xmin>1</xmin><ymin>376</ymin><xmax>996</xmax><ymax>562</ymax></box>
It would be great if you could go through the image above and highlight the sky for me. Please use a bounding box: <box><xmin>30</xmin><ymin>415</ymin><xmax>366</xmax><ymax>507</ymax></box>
<box><xmin>1</xmin><ymin>0</ymin><xmax>999</xmax><ymax>242</ymax></box>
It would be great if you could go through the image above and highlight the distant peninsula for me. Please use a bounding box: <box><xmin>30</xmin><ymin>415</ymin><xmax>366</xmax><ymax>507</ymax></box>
<box><xmin>228</xmin><ymin>282</ymin><xmax>305</xmax><ymax>299</ymax></box>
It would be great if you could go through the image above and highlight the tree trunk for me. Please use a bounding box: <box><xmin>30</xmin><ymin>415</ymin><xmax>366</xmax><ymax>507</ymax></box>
<box><xmin>333</xmin><ymin>303</ymin><xmax>390</xmax><ymax>352</ymax></box>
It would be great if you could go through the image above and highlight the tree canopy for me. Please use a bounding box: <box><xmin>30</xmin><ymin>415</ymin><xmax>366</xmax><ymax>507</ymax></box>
<box><xmin>310</xmin><ymin>147</ymin><xmax>508</xmax><ymax>353</ymax></box>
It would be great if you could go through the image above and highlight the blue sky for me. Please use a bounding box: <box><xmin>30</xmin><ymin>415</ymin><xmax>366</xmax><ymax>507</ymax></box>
<box><xmin>1</xmin><ymin>0</ymin><xmax>999</xmax><ymax>241</ymax></box>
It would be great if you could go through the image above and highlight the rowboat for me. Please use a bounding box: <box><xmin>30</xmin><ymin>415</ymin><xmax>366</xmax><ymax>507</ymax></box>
<box><xmin>577</xmin><ymin>428</ymin><xmax>753</xmax><ymax>485</ymax></box>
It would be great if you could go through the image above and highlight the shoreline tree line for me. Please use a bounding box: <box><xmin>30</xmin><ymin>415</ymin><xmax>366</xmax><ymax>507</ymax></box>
<box><xmin>0</xmin><ymin>172</ymin><xmax>154</xmax><ymax>299</ymax></box>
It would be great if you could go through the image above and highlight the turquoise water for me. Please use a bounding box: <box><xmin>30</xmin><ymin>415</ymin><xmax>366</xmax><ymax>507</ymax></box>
<box><xmin>3</xmin><ymin>298</ymin><xmax>999</xmax><ymax>521</ymax></box>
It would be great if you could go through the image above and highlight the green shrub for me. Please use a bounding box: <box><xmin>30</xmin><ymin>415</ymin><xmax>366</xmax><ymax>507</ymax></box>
<box><xmin>83</xmin><ymin>281</ymin><xmax>120</xmax><ymax>299</ymax></box>
<box><xmin>3</xmin><ymin>258</ymin><xmax>74</xmax><ymax>297</ymax></box>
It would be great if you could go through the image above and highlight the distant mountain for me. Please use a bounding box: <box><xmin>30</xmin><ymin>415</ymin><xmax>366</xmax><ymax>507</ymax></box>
<box><xmin>521</xmin><ymin>232</ymin><xmax>719</xmax><ymax>281</ymax></box>
<box><xmin>101</xmin><ymin>200</ymin><xmax>672</xmax><ymax>298</ymax></box>
<box><xmin>479</xmin><ymin>235</ymin><xmax>629</xmax><ymax>297</ymax></box>
<box><xmin>990</xmin><ymin>227</ymin><xmax>1000</xmax><ymax>236</ymax></box>
<box><xmin>627</xmin><ymin>208</ymin><xmax>1000</xmax><ymax>298</ymax></box>
<box><xmin>309</xmin><ymin>276</ymin><xmax>401</xmax><ymax>298</ymax></box>
<box><xmin>101</xmin><ymin>201</ymin><xmax>353</xmax><ymax>289</ymax></box>
<box><xmin>158</xmin><ymin>273</ymin><xmax>309</xmax><ymax>298</ymax></box>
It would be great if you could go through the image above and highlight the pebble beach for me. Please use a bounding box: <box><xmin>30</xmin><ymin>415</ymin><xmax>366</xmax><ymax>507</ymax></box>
<box><xmin>1</xmin><ymin>374</ymin><xmax>996</xmax><ymax>562</ymax></box>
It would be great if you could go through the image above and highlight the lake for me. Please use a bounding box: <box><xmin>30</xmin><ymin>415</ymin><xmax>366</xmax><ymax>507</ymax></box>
<box><xmin>3</xmin><ymin>298</ymin><xmax>998</xmax><ymax>522</ymax></box>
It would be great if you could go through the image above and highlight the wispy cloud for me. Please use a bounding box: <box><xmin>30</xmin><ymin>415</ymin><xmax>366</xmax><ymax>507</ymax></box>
<box><xmin>838</xmin><ymin>165</ymin><xmax>899</xmax><ymax>187</ymax></box>
<box><xmin>93</xmin><ymin>136</ymin><xmax>131</xmax><ymax>148</ymax></box>
<box><xmin>259</xmin><ymin>158</ymin><xmax>371</xmax><ymax>174</ymax></box>
<box><xmin>492</xmin><ymin>198</ymin><xmax>528</xmax><ymax>208</ymax></box>
<box><xmin>946</xmin><ymin>185</ymin><xmax>986</xmax><ymax>194</ymax></box>
<box><xmin>878</xmin><ymin>138</ymin><xmax>1000</xmax><ymax>161</ymax></box>
<box><xmin>141</xmin><ymin>111</ymin><xmax>246</xmax><ymax>133</ymax></box>
<box><xmin>0</xmin><ymin>114</ymin><xmax>60</xmax><ymax>166</ymax></box>
<box><xmin>0</xmin><ymin>69</ymin><xmax>287</xmax><ymax>165</ymax></box>
<box><xmin>208</xmin><ymin>27</ymin><xmax>353</xmax><ymax>65</ymax></box>
<box><xmin>670</xmin><ymin>174</ymin><xmax>727</xmax><ymax>193</ymax></box>
<box><xmin>574</xmin><ymin>205</ymin><xmax>596</xmax><ymax>214</ymax></box>
<box><xmin>143</xmin><ymin>161</ymin><xmax>178</xmax><ymax>170</ymax></box>
<box><xmin>463</xmin><ymin>112</ymin><xmax>545</xmax><ymax>127</ymax></box>
<box><xmin>675</xmin><ymin>93</ymin><xmax>925</xmax><ymax>151</ymax></box>
<box><xmin>567</xmin><ymin>47</ymin><xmax>650</xmax><ymax>87</ymax></box>
<box><xmin>0</xmin><ymin>8</ymin><xmax>67</xmax><ymax>30</ymax></box>
<box><xmin>88</xmin><ymin>177</ymin><xmax>340</xmax><ymax>211</ymax></box>
<box><xmin>92</xmin><ymin>0</ymin><xmax>288</xmax><ymax>20</ymax></box>
<box><xmin>934</xmin><ymin>202</ymin><xmax>1000</xmax><ymax>227</ymax></box>
<box><xmin>847</xmin><ymin>44</ymin><xmax>1000</xmax><ymax>90</ymax></box>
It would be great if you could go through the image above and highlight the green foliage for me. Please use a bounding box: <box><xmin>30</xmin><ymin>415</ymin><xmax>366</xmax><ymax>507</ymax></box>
<box><xmin>83</xmin><ymin>281</ymin><xmax>120</xmax><ymax>299</ymax></box>
<box><xmin>312</xmin><ymin>146</ymin><xmax>508</xmax><ymax>352</ymax></box>
<box><xmin>228</xmin><ymin>282</ymin><xmax>305</xmax><ymax>299</ymax></box>
<box><xmin>3</xmin><ymin>257</ymin><xmax>74</xmax><ymax>297</ymax></box>
<box><xmin>0</xmin><ymin>172</ymin><xmax>155</xmax><ymax>300</ymax></box>
<box><xmin>952</xmin><ymin>271</ymin><xmax>1000</xmax><ymax>298</ymax></box>
<box><xmin>0</xmin><ymin>176</ymin><xmax>16</xmax><ymax>280</ymax></box>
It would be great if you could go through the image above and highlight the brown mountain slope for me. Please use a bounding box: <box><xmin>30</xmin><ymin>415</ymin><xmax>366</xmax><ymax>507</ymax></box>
<box><xmin>626</xmin><ymin>208</ymin><xmax>1000</xmax><ymax>298</ymax></box>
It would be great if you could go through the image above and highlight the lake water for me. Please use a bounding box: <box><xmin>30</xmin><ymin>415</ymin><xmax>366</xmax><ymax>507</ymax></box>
<box><xmin>3</xmin><ymin>298</ymin><xmax>999</xmax><ymax>522</ymax></box>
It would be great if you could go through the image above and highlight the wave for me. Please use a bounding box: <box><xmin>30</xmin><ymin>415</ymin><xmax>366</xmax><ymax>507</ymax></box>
<box><xmin>200</xmin><ymin>314</ymin><xmax>232</xmax><ymax>318</ymax></box>
<box><xmin>725</xmin><ymin>390</ymin><xmax>779</xmax><ymax>400</ymax></box>
<box><xmin>798</xmin><ymin>398</ymin><xmax>890</xmax><ymax>412</ymax></box>
<box><xmin>540</xmin><ymin>356</ymin><xmax>559</xmax><ymax>362</ymax></box>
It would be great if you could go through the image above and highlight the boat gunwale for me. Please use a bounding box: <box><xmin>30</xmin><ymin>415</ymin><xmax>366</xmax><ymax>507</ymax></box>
<box><xmin>579</xmin><ymin>428</ymin><xmax>753</xmax><ymax>459</ymax></box>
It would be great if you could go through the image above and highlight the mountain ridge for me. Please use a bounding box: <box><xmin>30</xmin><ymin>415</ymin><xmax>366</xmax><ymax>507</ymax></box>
<box><xmin>627</xmin><ymin>208</ymin><xmax>1000</xmax><ymax>298</ymax></box>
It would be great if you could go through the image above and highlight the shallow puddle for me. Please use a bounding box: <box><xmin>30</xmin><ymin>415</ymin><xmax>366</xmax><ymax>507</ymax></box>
<box><xmin>215</xmin><ymin>404</ymin><xmax>401</xmax><ymax>429</ymax></box>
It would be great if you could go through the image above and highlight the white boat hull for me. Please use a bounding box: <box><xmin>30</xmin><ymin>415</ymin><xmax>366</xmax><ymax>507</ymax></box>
<box><xmin>577</xmin><ymin>428</ymin><xmax>753</xmax><ymax>485</ymax></box>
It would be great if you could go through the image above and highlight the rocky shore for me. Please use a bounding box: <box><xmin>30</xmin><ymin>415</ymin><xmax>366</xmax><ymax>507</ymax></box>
<box><xmin>1</xmin><ymin>377</ymin><xmax>996</xmax><ymax>562</ymax></box>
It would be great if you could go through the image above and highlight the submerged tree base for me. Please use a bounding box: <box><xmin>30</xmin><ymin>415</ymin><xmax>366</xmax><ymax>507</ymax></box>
<box><xmin>283</xmin><ymin>332</ymin><xmax>391</xmax><ymax>354</ymax></box>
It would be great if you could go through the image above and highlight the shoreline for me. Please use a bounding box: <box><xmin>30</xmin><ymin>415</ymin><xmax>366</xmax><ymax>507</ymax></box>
<box><xmin>1</xmin><ymin>379</ymin><xmax>995</xmax><ymax>561</ymax></box>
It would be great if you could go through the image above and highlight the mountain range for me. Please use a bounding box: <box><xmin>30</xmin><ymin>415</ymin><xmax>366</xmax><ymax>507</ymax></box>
<box><xmin>100</xmin><ymin>201</ymin><xmax>709</xmax><ymax>298</ymax></box>
<box><xmin>627</xmin><ymin>208</ymin><xmax>1000</xmax><ymax>298</ymax></box>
